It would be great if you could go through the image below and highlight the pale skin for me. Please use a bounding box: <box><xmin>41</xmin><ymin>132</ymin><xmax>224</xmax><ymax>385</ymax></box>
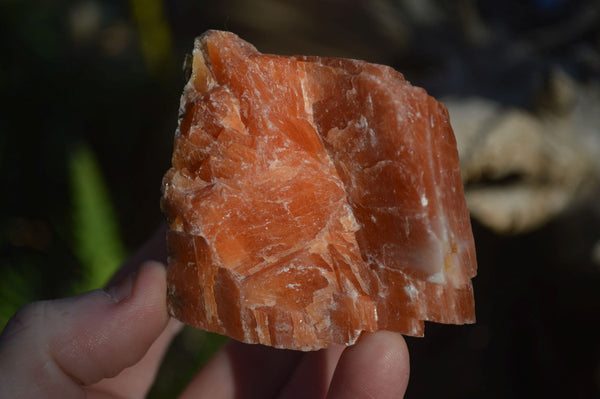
<box><xmin>0</xmin><ymin>227</ymin><xmax>410</xmax><ymax>398</ymax></box>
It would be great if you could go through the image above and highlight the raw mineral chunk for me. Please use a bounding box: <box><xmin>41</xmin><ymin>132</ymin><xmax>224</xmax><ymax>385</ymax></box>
<box><xmin>161</xmin><ymin>30</ymin><xmax>477</xmax><ymax>351</ymax></box>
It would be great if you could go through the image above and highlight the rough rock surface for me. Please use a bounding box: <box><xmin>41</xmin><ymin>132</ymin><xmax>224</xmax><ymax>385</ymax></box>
<box><xmin>161</xmin><ymin>30</ymin><xmax>477</xmax><ymax>351</ymax></box>
<box><xmin>445</xmin><ymin>69</ymin><xmax>599</xmax><ymax>234</ymax></box>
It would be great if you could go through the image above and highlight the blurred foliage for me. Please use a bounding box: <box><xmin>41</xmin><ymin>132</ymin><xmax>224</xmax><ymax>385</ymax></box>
<box><xmin>130</xmin><ymin>0</ymin><xmax>174</xmax><ymax>72</ymax></box>
<box><xmin>0</xmin><ymin>262</ymin><xmax>35</xmax><ymax>328</ymax></box>
<box><xmin>70</xmin><ymin>144</ymin><xmax>125</xmax><ymax>293</ymax></box>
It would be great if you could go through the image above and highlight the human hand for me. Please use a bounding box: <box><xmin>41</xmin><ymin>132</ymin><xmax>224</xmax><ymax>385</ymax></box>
<box><xmin>0</xmin><ymin>230</ymin><xmax>410</xmax><ymax>399</ymax></box>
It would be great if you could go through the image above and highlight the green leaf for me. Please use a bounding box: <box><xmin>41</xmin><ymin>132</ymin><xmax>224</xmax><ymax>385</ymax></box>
<box><xmin>70</xmin><ymin>144</ymin><xmax>125</xmax><ymax>293</ymax></box>
<box><xmin>130</xmin><ymin>0</ymin><xmax>174</xmax><ymax>73</ymax></box>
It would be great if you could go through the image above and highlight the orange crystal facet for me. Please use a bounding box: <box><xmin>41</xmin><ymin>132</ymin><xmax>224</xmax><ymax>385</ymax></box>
<box><xmin>161</xmin><ymin>30</ymin><xmax>477</xmax><ymax>351</ymax></box>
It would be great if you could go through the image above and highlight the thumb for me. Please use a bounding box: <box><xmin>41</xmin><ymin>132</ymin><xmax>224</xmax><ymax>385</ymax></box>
<box><xmin>0</xmin><ymin>261</ymin><xmax>169</xmax><ymax>399</ymax></box>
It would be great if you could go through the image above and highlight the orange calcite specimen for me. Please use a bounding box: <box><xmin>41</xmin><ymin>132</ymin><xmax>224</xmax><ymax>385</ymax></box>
<box><xmin>161</xmin><ymin>31</ymin><xmax>477</xmax><ymax>351</ymax></box>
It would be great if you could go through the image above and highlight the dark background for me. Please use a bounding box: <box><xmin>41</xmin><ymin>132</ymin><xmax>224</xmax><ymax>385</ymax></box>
<box><xmin>1</xmin><ymin>0</ymin><xmax>600</xmax><ymax>397</ymax></box>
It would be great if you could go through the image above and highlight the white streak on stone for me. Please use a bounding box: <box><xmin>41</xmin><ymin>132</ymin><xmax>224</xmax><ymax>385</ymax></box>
<box><xmin>404</xmin><ymin>283</ymin><xmax>419</xmax><ymax>300</ymax></box>
<box><xmin>428</xmin><ymin>271</ymin><xmax>445</xmax><ymax>284</ymax></box>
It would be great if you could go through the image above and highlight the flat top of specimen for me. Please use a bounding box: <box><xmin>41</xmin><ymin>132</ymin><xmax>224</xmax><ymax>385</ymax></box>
<box><xmin>161</xmin><ymin>30</ymin><xmax>477</xmax><ymax>351</ymax></box>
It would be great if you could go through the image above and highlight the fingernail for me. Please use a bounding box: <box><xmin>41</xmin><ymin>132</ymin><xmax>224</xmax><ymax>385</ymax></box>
<box><xmin>104</xmin><ymin>272</ymin><xmax>135</xmax><ymax>303</ymax></box>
